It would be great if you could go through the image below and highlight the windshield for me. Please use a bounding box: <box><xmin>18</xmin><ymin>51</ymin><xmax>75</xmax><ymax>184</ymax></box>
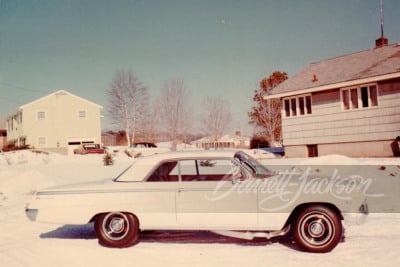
<box><xmin>234</xmin><ymin>151</ymin><xmax>273</xmax><ymax>177</ymax></box>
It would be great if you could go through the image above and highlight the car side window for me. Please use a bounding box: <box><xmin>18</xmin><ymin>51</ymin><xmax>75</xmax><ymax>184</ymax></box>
<box><xmin>174</xmin><ymin>160</ymin><xmax>197</xmax><ymax>181</ymax></box>
<box><xmin>197</xmin><ymin>159</ymin><xmax>234</xmax><ymax>181</ymax></box>
<box><xmin>147</xmin><ymin>161</ymin><xmax>178</xmax><ymax>182</ymax></box>
<box><xmin>180</xmin><ymin>159</ymin><xmax>245</xmax><ymax>182</ymax></box>
<box><xmin>147</xmin><ymin>159</ymin><xmax>249</xmax><ymax>182</ymax></box>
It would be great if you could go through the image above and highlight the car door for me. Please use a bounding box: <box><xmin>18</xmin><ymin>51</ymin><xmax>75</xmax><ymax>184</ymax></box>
<box><xmin>256</xmin><ymin>170</ymin><xmax>296</xmax><ymax>230</ymax></box>
<box><xmin>136</xmin><ymin>160</ymin><xmax>180</xmax><ymax>228</ymax></box>
<box><xmin>176</xmin><ymin>158</ymin><xmax>258</xmax><ymax>228</ymax></box>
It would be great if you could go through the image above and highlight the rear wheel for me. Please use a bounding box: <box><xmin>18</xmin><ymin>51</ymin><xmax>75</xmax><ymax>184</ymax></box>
<box><xmin>293</xmin><ymin>205</ymin><xmax>342</xmax><ymax>253</ymax></box>
<box><xmin>94</xmin><ymin>212</ymin><xmax>139</xmax><ymax>248</ymax></box>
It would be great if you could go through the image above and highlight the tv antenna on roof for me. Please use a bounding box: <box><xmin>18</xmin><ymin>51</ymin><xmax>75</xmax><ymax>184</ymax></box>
<box><xmin>380</xmin><ymin>0</ymin><xmax>384</xmax><ymax>38</ymax></box>
<box><xmin>376</xmin><ymin>0</ymin><xmax>388</xmax><ymax>47</ymax></box>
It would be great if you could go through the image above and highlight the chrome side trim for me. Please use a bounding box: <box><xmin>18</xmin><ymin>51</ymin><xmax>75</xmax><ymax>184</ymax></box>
<box><xmin>37</xmin><ymin>188</ymin><xmax>177</xmax><ymax>196</ymax></box>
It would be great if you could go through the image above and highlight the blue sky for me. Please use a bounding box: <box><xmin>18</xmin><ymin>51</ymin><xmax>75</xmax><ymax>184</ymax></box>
<box><xmin>1</xmin><ymin>0</ymin><xmax>399</xmax><ymax>135</ymax></box>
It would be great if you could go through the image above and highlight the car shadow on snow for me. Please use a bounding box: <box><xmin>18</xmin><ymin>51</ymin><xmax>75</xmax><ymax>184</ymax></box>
<box><xmin>140</xmin><ymin>230</ymin><xmax>311</xmax><ymax>252</ymax></box>
<box><xmin>140</xmin><ymin>230</ymin><xmax>274</xmax><ymax>246</ymax></box>
<box><xmin>40</xmin><ymin>224</ymin><xmax>305</xmax><ymax>249</ymax></box>
<box><xmin>40</xmin><ymin>223</ymin><xmax>96</xmax><ymax>240</ymax></box>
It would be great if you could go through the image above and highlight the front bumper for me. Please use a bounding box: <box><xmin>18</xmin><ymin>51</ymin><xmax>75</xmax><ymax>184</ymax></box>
<box><xmin>343</xmin><ymin>202</ymin><xmax>369</xmax><ymax>226</ymax></box>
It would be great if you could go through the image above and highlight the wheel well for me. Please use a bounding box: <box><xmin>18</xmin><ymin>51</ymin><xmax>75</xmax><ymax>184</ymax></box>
<box><xmin>284</xmin><ymin>203</ymin><xmax>343</xmax><ymax>228</ymax></box>
<box><xmin>89</xmin><ymin>213</ymin><xmax>103</xmax><ymax>223</ymax></box>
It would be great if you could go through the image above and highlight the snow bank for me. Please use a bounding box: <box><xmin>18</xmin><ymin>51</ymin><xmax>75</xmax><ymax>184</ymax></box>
<box><xmin>1</xmin><ymin>169</ymin><xmax>55</xmax><ymax>195</ymax></box>
<box><xmin>1</xmin><ymin>150</ymin><xmax>400</xmax><ymax>266</ymax></box>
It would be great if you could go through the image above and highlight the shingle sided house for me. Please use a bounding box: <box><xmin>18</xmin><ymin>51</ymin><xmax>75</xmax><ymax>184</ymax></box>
<box><xmin>265</xmin><ymin>43</ymin><xmax>400</xmax><ymax>157</ymax></box>
<box><xmin>6</xmin><ymin>90</ymin><xmax>103</xmax><ymax>155</ymax></box>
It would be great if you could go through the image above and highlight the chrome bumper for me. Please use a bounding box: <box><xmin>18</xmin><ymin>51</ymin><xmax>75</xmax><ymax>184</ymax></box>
<box><xmin>343</xmin><ymin>202</ymin><xmax>369</xmax><ymax>226</ymax></box>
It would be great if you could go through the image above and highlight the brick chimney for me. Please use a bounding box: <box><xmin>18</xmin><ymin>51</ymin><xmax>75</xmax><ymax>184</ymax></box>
<box><xmin>375</xmin><ymin>0</ymin><xmax>389</xmax><ymax>48</ymax></box>
<box><xmin>375</xmin><ymin>36</ymin><xmax>388</xmax><ymax>48</ymax></box>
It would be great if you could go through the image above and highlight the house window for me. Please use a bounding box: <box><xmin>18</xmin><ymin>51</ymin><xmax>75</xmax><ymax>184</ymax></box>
<box><xmin>37</xmin><ymin>111</ymin><xmax>46</xmax><ymax>120</ymax></box>
<box><xmin>299</xmin><ymin>97</ymin><xmax>305</xmax><ymax>115</ymax></box>
<box><xmin>37</xmin><ymin>137</ymin><xmax>47</xmax><ymax>148</ymax></box>
<box><xmin>342</xmin><ymin>90</ymin><xmax>349</xmax><ymax>110</ymax></box>
<box><xmin>290</xmin><ymin>98</ymin><xmax>297</xmax><ymax>116</ymax></box>
<box><xmin>341</xmin><ymin>84</ymin><xmax>378</xmax><ymax>110</ymax></box>
<box><xmin>305</xmin><ymin>95</ymin><xmax>312</xmax><ymax>114</ymax></box>
<box><xmin>350</xmin><ymin>88</ymin><xmax>358</xmax><ymax>109</ymax></box>
<box><xmin>15</xmin><ymin>111</ymin><xmax>22</xmax><ymax>123</ymax></box>
<box><xmin>19</xmin><ymin>137</ymin><xmax>26</xmax><ymax>146</ymax></box>
<box><xmin>283</xmin><ymin>95</ymin><xmax>312</xmax><ymax>117</ymax></box>
<box><xmin>370</xmin><ymin>85</ymin><xmax>378</xmax><ymax>106</ymax></box>
<box><xmin>284</xmin><ymin>99</ymin><xmax>290</xmax><ymax>117</ymax></box>
<box><xmin>307</xmin><ymin>145</ymin><xmax>318</xmax><ymax>157</ymax></box>
<box><xmin>78</xmin><ymin>110</ymin><xmax>87</xmax><ymax>119</ymax></box>
<box><xmin>7</xmin><ymin>118</ymin><xmax>13</xmax><ymax>131</ymax></box>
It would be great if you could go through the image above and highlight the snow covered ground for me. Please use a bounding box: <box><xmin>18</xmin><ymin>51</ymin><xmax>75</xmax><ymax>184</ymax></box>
<box><xmin>1</xmin><ymin>150</ymin><xmax>400</xmax><ymax>267</ymax></box>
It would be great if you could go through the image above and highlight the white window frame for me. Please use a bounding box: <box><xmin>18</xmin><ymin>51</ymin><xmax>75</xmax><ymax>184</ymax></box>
<box><xmin>341</xmin><ymin>83</ymin><xmax>379</xmax><ymax>111</ymax></box>
<box><xmin>17</xmin><ymin>111</ymin><xmax>23</xmax><ymax>123</ymax></box>
<box><xmin>78</xmin><ymin>110</ymin><xmax>87</xmax><ymax>120</ymax></box>
<box><xmin>37</xmin><ymin>136</ymin><xmax>47</xmax><ymax>148</ymax></box>
<box><xmin>283</xmin><ymin>94</ymin><xmax>312</xmax><ymax>118</ymax></box>
<box><xmin>7</xmin><ymin>118</ymin><xmax>13</xmax><ymax>131</ymax></box>
<box><xmin>37</xmin><ymin>111</ymin><xmax>46</xmax><ymax>121</ymax></box>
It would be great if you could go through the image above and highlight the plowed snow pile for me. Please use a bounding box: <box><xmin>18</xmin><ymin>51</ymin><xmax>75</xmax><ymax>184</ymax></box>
<box><xmin>1</xmin><ymin>150</ymin><xmax>399</xmax><ymax>267</ymax></box>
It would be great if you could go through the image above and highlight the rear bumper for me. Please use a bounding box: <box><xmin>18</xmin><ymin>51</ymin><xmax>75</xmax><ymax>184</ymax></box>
<box><xmin>343</xmin><ymin>212</ymin><xmax>368</xmax><ymax>225</ymax></box>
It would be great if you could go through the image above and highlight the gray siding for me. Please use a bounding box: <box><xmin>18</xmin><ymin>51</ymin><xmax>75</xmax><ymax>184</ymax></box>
<box><xmin>282</xmin><ymin>79</ymin><xmax>400</xmax><ymax>146</ymax></box>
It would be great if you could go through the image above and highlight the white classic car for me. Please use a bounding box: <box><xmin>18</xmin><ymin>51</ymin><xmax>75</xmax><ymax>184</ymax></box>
<box><xmin>127</xmin><ymin>142</ymin><xmax>170</xmax><ymax>157</ymax></box>
<box><xmin>26</xmin><ymin>150</ymin><xmax>368</xmax><ymax>253</ymax></box>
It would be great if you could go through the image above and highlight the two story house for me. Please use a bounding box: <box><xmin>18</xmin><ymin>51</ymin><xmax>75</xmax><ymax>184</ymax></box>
<box><xmin>6</xmin><ymin>90</ymin><xmax>103</xmax><ymax>155</ymax></box>
<box><xmin>265</xmin><ymin>41</ymin><xmax>400</xmax><ymax>157</ymax></box>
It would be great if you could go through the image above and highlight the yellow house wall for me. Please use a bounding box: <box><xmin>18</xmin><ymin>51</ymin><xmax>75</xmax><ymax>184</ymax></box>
<box><xmin>10</xmin><ymin>91</ymin><xmax>102</xmax><ymax>149</ymax></box>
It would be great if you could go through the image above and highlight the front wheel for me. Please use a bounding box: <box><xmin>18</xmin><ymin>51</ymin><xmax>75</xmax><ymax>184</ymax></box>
<box><xmin>94</xmin><ymin>212</ymin><xmax>139</xmax><ymax>248</ymax></box>
<box><xmin>293</xmin><ymin>205</ymin><xmax>342</xmax><ymax>253</ymax></box>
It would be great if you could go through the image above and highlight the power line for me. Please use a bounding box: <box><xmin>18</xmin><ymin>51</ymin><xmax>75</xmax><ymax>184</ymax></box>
<box><xmin>0</xmin><ymin>81</ymin><xmax>48</xmax><ymax>94</ymax></box>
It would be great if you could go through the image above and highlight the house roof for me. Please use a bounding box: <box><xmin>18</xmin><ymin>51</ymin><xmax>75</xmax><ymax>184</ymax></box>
<box><xmin>265</xmin><ymin>43</ymin><xmax>400</xmax><ymax>99</ymax></box>
<box><xmin>193</xmin><ymin>134</ymin><xmax>250</xmax><ymax>143</ymax></box>
<box><xmin>19</xmin><ymin>90</ymin><xmax>103</xmax><ymax>110</ymax></box>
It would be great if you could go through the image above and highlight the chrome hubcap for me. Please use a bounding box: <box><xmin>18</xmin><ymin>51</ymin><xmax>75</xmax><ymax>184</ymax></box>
<box><xmin>300</xmin><ymin>213</ymin><xmax>334</xmax><ymax>246</ymax></box>
<box><xmin>110</xmin><ymin>218</ymin><xmax>125</xmax><ymax>234</ymax></box>
<box><xmin>309</xmin><ymin>220</ymin><xmax>325</xmax><ymax>238</ymax></box>
<box><xmin>102</xmin><ymin>212</ymin><xmax>130</xmax><ymax>241</ymax></box>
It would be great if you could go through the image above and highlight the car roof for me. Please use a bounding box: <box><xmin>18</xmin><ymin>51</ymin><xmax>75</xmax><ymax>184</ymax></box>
<box><xmin>139</xmin><ymin>150</ymin><xmax>238</xmax><ymax>162</ymax></box>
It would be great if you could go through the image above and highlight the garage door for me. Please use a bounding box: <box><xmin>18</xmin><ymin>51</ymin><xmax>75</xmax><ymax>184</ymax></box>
<box><xmin>67</xmin><ymin>137</ymin><xmax>96</xmax><ymax>155</ymax></box>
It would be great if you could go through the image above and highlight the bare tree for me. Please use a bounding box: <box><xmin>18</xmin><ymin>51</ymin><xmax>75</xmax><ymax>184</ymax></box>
<box><xmin>138</xmin><ymin>105</ymin><xmax>161</xmax><ymax>142</ymax></box>
<box><xmin>248</xmin><ymin>71</ymin><xmax>287</xmax><ymax>144</ymax></box>
<box><xmin>158</xmin><ymin>79</ymin><xmax>191</xmax><ymax>150</ymax></box>
<box><xmin>201</xmin><ymin>96</ymin><xmax>232</xmax><ymax>141</ymax></box>
<box><xmin>107</xmin><ymin>70</ymin><xmax>149</xmax><ymax>146</ymax></box>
